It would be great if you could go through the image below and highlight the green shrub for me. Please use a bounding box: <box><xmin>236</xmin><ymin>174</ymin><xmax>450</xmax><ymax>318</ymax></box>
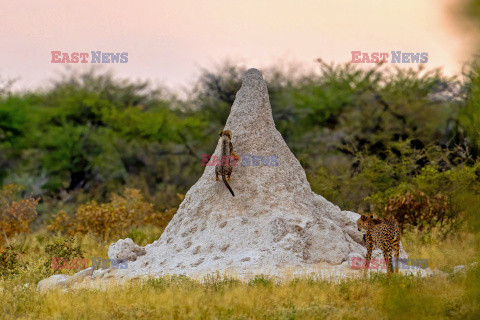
<box><xmin>43</xmin><ymin>237</ymin><xmax>85</xmax><ymax>274</ymax></box>
<box><xmin>0</xmin><ymin>244</ymin><xmax>22</xmax><ymax>278</ymax></box>
<box><xmin>368</xmin><ymin>165</ymin><xmax>479</xmax><ymax>234</ymax></box>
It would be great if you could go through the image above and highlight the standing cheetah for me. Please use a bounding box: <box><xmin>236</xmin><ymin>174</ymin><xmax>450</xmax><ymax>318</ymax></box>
<box><xmin>357</xmin><ymin>215</ymin><xmax>400</xmax><ymax>275</ymax></box>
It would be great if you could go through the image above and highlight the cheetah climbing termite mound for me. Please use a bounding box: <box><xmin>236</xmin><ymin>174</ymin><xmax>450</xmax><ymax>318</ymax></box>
<box><xmin>215</xmin><ymin>130</ymin><xmax>237</xmax><ymax>197</ymax></box>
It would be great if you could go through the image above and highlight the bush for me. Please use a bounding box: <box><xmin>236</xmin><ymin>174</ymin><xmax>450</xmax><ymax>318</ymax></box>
<box><xmin>47</xmin><ymin>209</ymin><xmax>72</xmax><ymax>234</ymax></box>
<box><xmin>459</xmin><ymin>63</ymin><xmax>480</xmax><ymax>156</ymax></box>
<box><xmin>368</xmin><ymin>165</ymin><xmax>479</xmax><ymax>234</ymax></box>
<box><xmin>0</xmin><ymin>245</ymin><xmax>22</xmax><ymax>278</ymax></box>
<box><xmin>384</xmin><ymin>191</ymin><xmax>449</xmax><ymax>233</ymax></box>
<box><xmin>44</xmin><ymin>237</ymin><xmax>84</xmax><ymax>274</ymax></box>
<box><xmin>48</xmin><ymin>188</ymin><xmax>169</xmax><ymax>240</ymax></box>
<box><xmin>0</xmin><ymin>184</ymin><xmax>39</xmax><ymax>248</ymax></box>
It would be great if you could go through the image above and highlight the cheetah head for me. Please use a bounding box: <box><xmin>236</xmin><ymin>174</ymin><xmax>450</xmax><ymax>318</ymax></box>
<box><xmin>356</xmin><ymin>214</ymin><xmax>373</xmax><ymax>232</ymax></box>
<box><xmin>218</xmin><ymin>130</ymin><xmax>233</xmax><ymax>140</ymax></box>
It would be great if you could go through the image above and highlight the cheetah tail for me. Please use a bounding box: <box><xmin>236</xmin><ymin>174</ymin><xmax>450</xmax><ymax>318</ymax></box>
<box><xmin>222</xmin><ymin>173</ymin><xmax>235</xmax><ymax>197</ymax></box>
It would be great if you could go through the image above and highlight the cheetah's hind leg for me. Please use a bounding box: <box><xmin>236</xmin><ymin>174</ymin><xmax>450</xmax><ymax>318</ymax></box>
<box><xmin>394</xmin><ymin>239</ymin><xmax>400</xmax><ymax>274</ymax></box>
<box><xmin>226</xmin><ymin>166</ymin><xmax>232</xmax><ymax>181</ymax></box>
<box><xmin>383</xmin><ymin>248</ymin><xmax>393</xmax><ymax>276</ymax></box>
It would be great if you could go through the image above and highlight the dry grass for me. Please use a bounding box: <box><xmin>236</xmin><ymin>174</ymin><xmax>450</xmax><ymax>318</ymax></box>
<box><xmin>0</xmin><ymin>228</ymin><xmax>478</xmax><ymax>319</ymax></box>
<box><xmin>402</xmin><ymin>228</ymin><xmax>477</xmax><ymax>272</ymax></box>
<box><xmin>0</xmin><ymin>271</ymin><xmax>476</xmax><ymax>319</ymax></box>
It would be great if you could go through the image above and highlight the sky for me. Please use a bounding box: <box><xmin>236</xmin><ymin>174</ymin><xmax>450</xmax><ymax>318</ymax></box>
<box><xmin>0</xmin><ymin>0</ymin><xmax>475</xmax><ymax>93</ymax></box>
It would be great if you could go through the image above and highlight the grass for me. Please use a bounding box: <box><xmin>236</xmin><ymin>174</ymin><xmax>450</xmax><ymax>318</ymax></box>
<box><xmin>0</xmin><ymin>271</ymin><xmax>477</xmax><ymax>319</ymax></box>
<box><xmin>402</xmin><ymin>228</ymin><xmax>477</xmax><ymax>272</ymax></box>
<box><xmin>0</xmin><ymin>227</ymin><xmax>478</xmax><ymax>319</ymax></box>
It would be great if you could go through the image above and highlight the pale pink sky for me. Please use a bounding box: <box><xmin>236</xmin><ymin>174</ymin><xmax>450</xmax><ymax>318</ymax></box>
<box><xmin>0</xmin><ymin>0</ymin><xmax>475</xmax><ymax>92</ymax></box>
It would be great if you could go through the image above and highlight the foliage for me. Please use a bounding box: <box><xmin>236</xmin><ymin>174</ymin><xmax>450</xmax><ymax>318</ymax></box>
<box><xmin>384</xmin><ymin>191</ymin><xmax>449</xmax><ymax>233</ymax></box>
<box><xmin>0</xmin><ymin>71</ymin><xmax>204</xmax><ymax>211</ymax></box>
<box><xmin>0</xmin><ymin>61</ymin><xmax>479</xmax><ymax>237</ymax></box>
<box><xmin>47</xmin><ymin>210</ymin><xmax>71</xmax><ymax>234</ymax></box>
<box><xmin>48</xmin><ymin>188</ymin><xmax>169</xmax><ymax>240</ymax></box>
<box><xmin>0</xmin><ymin>245</ymin><xmax>22</xmax><ymax>278</ymax></box>
<box><xmin>459</xmin><ymin>63</ymin><xmax>480</xmax><ymax>155</ymax></box>
<box><xmin>125</xmin><ymin>225</ymin><xmax>166</xmax><ymax>246</ymax></box>
<box><xmin>73</xmin><ymin>188</ymin><xmax>155</xmax><ymax>239</ymax></box>
<box><xmin>0</xmin><ymin>184</ymin><xmax>39</xmax><ymax>247</ymax></box>
<box><xmin>366</xmin><ymin>165</ymin><xmax>479</xmax><ymax>234</ymax></box>
<box><xmin>43</xmin><ymin>237</ymin><xmax>84</xmax><ymax>274</ymax></box>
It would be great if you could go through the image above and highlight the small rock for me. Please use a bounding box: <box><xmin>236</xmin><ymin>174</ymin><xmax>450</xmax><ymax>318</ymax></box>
<box><xmin>102</xmin><ymin>269</ymin><xmax>117</xmax><ymax>279</ymax></box>
<box><xmin>453</xmin><ymin>265</ymin><xmax>466</xmax><ymax>274</ymax></box>
<box><xmin>70</xmin><ymin>267</ymin><xmax>94</xmax><ymax>284</ymax></box>
<box><xmin>92</xmin><ymin>269</ymin><xmax>108</xmax><ymax>280</ymax></box>
<box><xmin>108</xmin><ymin>238</ymin><xmax>146</xmax><ymax>262</ymax></box>
<box><xmin>432</xmin><ymin>268</ymin><xmax>448</xmax><ymax>277</ymax></box>
<box><xmin>37</xmin><ymin>274</ymin><xmax>70</xmax><ymax>292</ymax></box>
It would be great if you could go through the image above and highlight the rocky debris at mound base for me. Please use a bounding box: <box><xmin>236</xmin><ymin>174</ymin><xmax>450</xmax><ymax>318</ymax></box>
<box><xmin>108</xmin><ymin>238</ymin><xmax>146</xmax><ymax>262</ymax></box>
<box><xmin>454</xmin><ymin>265</ymin><xmax>467</xmax><ymax>274</ymax></box>
<box><xmin>36</xmin><ymin>262</ymin><xmax>436</xmax><ymax>293</ymax></box>
<box><xmin>37</xmin><ymin>274</ymin><xmax>70</xmax><ymax>292</ymax></box>
<box><xmin>37</xmin><ymin>268</ymin><xmax>94</xmax><ymax>292</ymax></box>
<box><xmin>38</xmin><ymin>68</ymin><xmax>411</xmax><ymax>291</ymax></box>
<box><xmin>453</xmin><ymin>262</ymin><xmax>478</xmax><ymax>274</ymax></box>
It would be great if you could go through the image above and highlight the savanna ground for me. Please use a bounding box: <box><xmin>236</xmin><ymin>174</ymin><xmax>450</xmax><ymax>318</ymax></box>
<box><xmin>0</xmin><ymin>226</ymin><xmax>479</xmax><ymax>319</ymax></box>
